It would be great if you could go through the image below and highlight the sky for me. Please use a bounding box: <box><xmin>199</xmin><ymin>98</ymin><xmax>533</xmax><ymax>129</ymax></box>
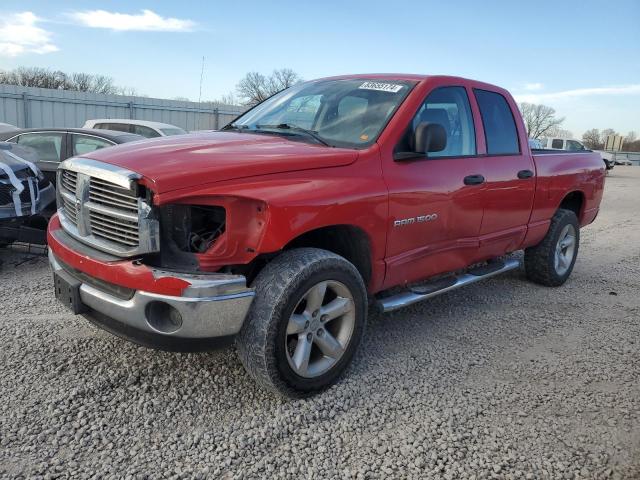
<box><xmin>0</xmin><ymin>0</ymin><xmax>638</xmax><ymax>137</ymax></box>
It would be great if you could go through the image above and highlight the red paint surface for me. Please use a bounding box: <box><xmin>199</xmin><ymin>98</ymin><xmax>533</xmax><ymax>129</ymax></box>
<box><xmin>49</xmin><ymin>75</ymin><xmax>605</xmax><ymax>295</ymax></box>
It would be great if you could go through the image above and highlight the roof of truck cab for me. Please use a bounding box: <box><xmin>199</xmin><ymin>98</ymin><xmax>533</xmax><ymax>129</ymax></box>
<box><xmin>313</xmin><ymin>74</ymin><xmax>508</xmax><ymax>92</ymax></box>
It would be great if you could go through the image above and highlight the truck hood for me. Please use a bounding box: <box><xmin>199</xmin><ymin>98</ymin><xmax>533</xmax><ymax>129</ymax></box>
<box><xmin>82</xmin><ymin>132</ymin><xmax>359</xmax><ymax>193</ymax></box>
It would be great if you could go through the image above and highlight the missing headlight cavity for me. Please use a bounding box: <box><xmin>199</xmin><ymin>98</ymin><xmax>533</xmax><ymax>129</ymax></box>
<box><xmin>163</xmin><ymin>205</ymin><xmax>226</xmax><ymax>254</ymax></box>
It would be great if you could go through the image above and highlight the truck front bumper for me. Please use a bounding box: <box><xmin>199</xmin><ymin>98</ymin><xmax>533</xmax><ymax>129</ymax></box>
<box><xmin>48</xmin><ymin>226</ymin><xmax>255</xmax><ymax>351</ymax></box>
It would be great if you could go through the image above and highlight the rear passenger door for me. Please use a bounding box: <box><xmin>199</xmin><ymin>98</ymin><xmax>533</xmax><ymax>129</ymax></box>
<box><xmin>473</xmin><ymin>89</ymin><xmax>536</xmax><ymax>256</ymax></box>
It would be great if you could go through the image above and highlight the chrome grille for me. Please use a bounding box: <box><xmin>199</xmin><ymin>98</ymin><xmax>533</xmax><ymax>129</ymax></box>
<box><xmin>56</xmin><ymin>158</ymin><xmax>159</xmax><ymax>257</ymax></box>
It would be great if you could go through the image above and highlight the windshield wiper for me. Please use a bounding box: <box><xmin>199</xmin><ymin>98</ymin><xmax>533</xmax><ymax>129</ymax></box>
<box><xmin>255</xmin><ymin>123</ymin><xmax>330</xmax><ymax>146</ymax></box>
<box><xmin>222</xmin><ymin>123</ymin><xmax>250</xmax><ymax>131</ymax></box>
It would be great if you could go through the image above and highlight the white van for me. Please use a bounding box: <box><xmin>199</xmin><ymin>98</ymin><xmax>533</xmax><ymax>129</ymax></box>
<box><xmin>82</xmin><ymin>119</ymin><xmax>186</xmax><ymax>138</ymax></box>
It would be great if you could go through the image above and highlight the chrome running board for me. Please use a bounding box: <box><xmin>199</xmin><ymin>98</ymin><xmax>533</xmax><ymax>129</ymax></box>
<box><xmin>377</xmin><ymin>258</ymin><xmax>521</xmax><ymax>313</ymax></box>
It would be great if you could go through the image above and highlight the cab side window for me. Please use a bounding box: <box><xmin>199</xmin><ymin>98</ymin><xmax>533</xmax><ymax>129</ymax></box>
<box><xmin>474</xmin><ymin>89</ymin><xmax>520</xmax><ymax>155</ymax></box>
<box><xmin>398</xmin><ymin>86</ymin><xmax>476</xmax><ymax>158</ymax></box>
<box><xmin>566</xmin><ymin>140</ymin><xmax>585</xmax><ymax>151</ymax></box>
<box><xmin>551</xmin><ymin>139</ymin><xmax>564</xmax><ymax>149</ymax></box>
<box><xmin>72</xmin><ymin>134</ymin><xmax>113</xmax><ymax>155</ymax></box>
<box><xmin>15</xmin><ymin>132</ymin><xmax>64</xmax><ymax>162</ymax></box>
<box><xmin>95</xmin><ymin>123</ymin><xmax>130</xmax><ymax>133</ymax></box>
<box><xmin>132</xmin><ymin>125</ymin><xmax>161</xmax><ymax>138</ymax></box>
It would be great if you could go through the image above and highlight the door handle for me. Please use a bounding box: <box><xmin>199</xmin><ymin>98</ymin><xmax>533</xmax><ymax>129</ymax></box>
<box><xmin>463</xmin><ymin>174</ymin><xmax>485</xmax><ymax>185</ymax></box>
<box><xmin>517</xmin><ymin>169</ymin><xmax>534</xmax><ymax>179</ymax></box>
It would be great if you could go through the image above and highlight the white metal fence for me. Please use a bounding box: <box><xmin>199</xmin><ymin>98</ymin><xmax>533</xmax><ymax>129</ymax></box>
<box><xmin>0</xmin><ymin>84</ymin><xmax>246</xmax><ymax>132</ymax></box>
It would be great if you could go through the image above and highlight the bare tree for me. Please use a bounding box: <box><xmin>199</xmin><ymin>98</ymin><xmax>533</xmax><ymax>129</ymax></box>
<box><xmin>0</xmin><ymin>67</ymin><xmax>126</xmax><ymax>95</ymax></box>
<box><xmin>268</xmin><ymin>68</ymin><xmax>300</xmax><ymax>93</ymax></box>
<box><xmin>0</xmin><ymin>67</ymin><xmax>69</xmax><ymax>89</ymax></box>
<box><xmin>600</xmin><ymin>128</ymin><xmax>617</xmax><ymax>145</ymax></box>
<box><xmin>547</xmin><ymin>127</ymin><xmax>573</xmax><ymax>139</ymax></box>
<box><xmin>582</xmin><ymin>129</ymin><xmax>602</xmax><ymax>149</ymax></box>
<box><xmin>219</xmin><ymin>92</ymin><xmax>238</xmax><ymax>106</ymax></box>
<box><xmin>236</xmin><ymin>69</ymin><xmax>302</xmax><ymax>106</ymax></box>
<box><xmin>625</xmin><ymin>131</ymin><xmax>637</xmax><ymax>143</ymax></box>
<box><xmin>91</xmin><ymin>75</ymin><xmax>118</xmax><ymax>95</ymax></box>
<box><xmin>70</xmin><ymin>72</ymin><xmax>92</xmax><ymax>91</ymax></box>
<box><xmin>519</xmin><ymin>102</ymin><xmax>565</xmax><ymax>139</ymax></box>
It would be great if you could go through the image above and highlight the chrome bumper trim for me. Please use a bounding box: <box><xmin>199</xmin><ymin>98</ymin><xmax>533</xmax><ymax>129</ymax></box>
<box><xmin>49</xmin><ymin>250</ymin><xmax>255</xmax><ymax>339</ymax></box>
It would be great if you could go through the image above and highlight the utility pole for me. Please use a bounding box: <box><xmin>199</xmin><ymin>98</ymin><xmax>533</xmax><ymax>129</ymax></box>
<box><xmin>198</xmin><ymin>56</ymin><xmax>205</xmax><ymax>129</ymax></box>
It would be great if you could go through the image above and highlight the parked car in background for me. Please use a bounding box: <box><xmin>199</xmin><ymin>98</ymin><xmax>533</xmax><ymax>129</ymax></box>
<box><xmin>0</xmin><ymin>128</ymin><xmax>144</xmax><ymax>185</ymax></box>
<box><xmin>540</xmin><ymin>137</ymin><xmax>613</xmax><ymax>170</ymax></box>
<box><xmin>0</xmin><ymin>122</ymin><xmax>19</xmax><ymax>134</ymax></box>
<box><xmin>48</xmin><ymin>74</ymin><xmax>605</xmax><ymax>396</ymax></box>
<box><xmin>539</xmin><ymin>137</ymin><xmax>588</xmax><ymax>151</ymax></box>
<box><xmin>0</xmin><ymin>143</ymin><xmax>55</xmax><ymax>246</ymax></box>
<box><xmin>83</xmin><ymin>119</ymin><xmax>187</xmax><ymax>138</ymax></box>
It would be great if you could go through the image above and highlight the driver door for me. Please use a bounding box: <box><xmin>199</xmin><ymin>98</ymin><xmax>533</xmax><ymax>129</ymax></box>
<box><xmin>382</xmin><ymin>86</ymin><xmax>486</xmax><ymax>288</ymax></box>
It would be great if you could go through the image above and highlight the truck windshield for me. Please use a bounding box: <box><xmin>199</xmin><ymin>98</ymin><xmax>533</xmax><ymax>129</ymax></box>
<box><xmin>225</xmin><ymin>78</ymin><xmax>416</xmax><ymax>148</ymax></box>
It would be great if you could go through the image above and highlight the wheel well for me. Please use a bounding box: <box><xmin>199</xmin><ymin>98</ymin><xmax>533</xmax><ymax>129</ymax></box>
<box><xmin>284</xmin><ymin>225</ymin><xmax>372</xmax><ymax>286</ymax></box>
<box><xmin>559</xmin><ymin>191</ymin><xmax>584</xmax><ymax>220</ymax></box>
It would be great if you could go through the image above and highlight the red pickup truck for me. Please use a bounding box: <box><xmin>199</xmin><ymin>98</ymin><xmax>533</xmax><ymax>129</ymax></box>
<box><xmin>48</xmin><ymin>75</ymin><xmax>605</xmax><ymax>396</ymax></box>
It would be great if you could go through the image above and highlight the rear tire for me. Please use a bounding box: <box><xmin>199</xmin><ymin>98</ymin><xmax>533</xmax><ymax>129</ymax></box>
<box><xmin>525</xmin><ymin>209</ymin><xmax>580</xmax><ymax>287</ymax></box>
<box><xmin>236</xmin><ymin>248</ymin><xmax>367</xmax><ymax>397</ymax></box>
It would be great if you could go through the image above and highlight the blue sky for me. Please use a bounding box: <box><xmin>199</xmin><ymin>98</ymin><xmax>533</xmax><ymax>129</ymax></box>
<box><xmin>0</xmin><ymin>0</ymin><xmax>638</xmax><ymax>136</ymax></box>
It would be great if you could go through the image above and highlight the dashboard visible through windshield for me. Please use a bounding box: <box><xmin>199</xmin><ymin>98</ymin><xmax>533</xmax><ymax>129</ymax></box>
<box><xmin>224</xmin><ymin>78</ymin><xmax>416</xmax><ymax>149</ymax></box>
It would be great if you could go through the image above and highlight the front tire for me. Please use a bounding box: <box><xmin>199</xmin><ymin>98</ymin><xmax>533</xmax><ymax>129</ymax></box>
<box><xmin>236</xmin><ymin>248</ymin><xmax>367</xmax><ymax>397</ymax></box>
<box><xmin>525</xmin><ymin>209</ymin><xmax>580</xmax><ymax>286</ymax></box>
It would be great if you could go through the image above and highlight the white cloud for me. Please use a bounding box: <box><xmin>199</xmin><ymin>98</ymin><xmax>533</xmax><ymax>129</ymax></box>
<box><xmin>69</xmin><ymin>9</ymin><xmax>196</xmax><ymax>32</ymax></box>
<box><xmin>0</xmin><ymin>12</ymin><xmax>58</xmax><ymax>57</ymax></box>
<box><xmin>515</xmin><ymin>84</ymin><xmax>640</xmax><ymax>103</ymax></box>
<box><xmin>524</xmin><ymin>82</ymin><xmax>543</xmax><ymax>91</ymax></box>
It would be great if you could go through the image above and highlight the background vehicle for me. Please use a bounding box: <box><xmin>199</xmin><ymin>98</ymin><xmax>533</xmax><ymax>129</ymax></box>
<box><xmin>0</xmin><ymin>128</ymin><xmax>144</xmax><ymax>185</ymax></box>
<box><xmin>0</xmin><ymin>143</ymin><xmax>55</xmax><ymax>245</ymax></box>
<box><xmin>48</xmin><ymin>74</ymin><xmax>605</xmax><ymax>397</ymax></box>
<box><xmin>0</xmin><ymin>122</ymin><xmax>19</xmax><ymax>134</ymax></box>
<box><xmin>82</xmin><ymin>119</ymin><xmax>187</xmax><ymax>138</ymax></box>
<box><xmin>539</xmin><ymin>137</ymin><xmax>588</xmax><ymax>151</ymax></box>
<box><xmin>539</xmin><ymin>137</ymin><xmax>613</xmax><ymax>170</ymax></box>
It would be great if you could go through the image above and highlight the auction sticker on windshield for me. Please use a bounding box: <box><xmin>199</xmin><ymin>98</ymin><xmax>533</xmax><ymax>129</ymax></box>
<box><xmin>359</xmin><ymin>81</ymin><xmax>404</xmax><ymax>93</ymax></box>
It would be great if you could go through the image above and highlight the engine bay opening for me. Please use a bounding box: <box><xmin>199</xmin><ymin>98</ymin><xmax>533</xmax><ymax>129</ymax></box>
<box><xmin>166</xmin><ymin>204</ymin><xmax>225</xmax><ymax>253</ymax></box>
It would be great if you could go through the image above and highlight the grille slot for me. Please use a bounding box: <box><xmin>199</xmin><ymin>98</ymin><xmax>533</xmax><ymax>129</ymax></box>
<box><xmin>61</xmin><ymin>170</ymin><xmax>77</xmax><ymax>194</ymax></box>
<box><xmin>61</xmin><ymin>195</ymin><xmax>78</xmax><ymax>225</ymax></box>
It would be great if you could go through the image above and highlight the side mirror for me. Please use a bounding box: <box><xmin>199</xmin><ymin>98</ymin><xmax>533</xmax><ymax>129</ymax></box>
<box><xmin>414</xmin><ymin>122</ymin><xmax>446</xmax><ymax>154</ymax></box>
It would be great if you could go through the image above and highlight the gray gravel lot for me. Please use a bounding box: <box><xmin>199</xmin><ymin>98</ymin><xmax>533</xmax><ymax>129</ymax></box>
<box><xmin>1</xmin><ymin>167</ymin><xmax>639</xmax><ymax>479</ymax></box>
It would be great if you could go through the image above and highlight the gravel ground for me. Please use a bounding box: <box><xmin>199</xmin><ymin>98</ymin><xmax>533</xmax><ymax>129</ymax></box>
<box><xmin>1</xmin><ymin>167</ymin><xmax>639</xmax><ymax>479</ymax></box>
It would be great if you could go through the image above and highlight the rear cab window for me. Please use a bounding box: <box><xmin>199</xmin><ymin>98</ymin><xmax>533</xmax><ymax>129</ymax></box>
<box><xmin>474</xmin><ymin>89</ymin><xmax>520</xmax><ymax>155</ymax></box>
